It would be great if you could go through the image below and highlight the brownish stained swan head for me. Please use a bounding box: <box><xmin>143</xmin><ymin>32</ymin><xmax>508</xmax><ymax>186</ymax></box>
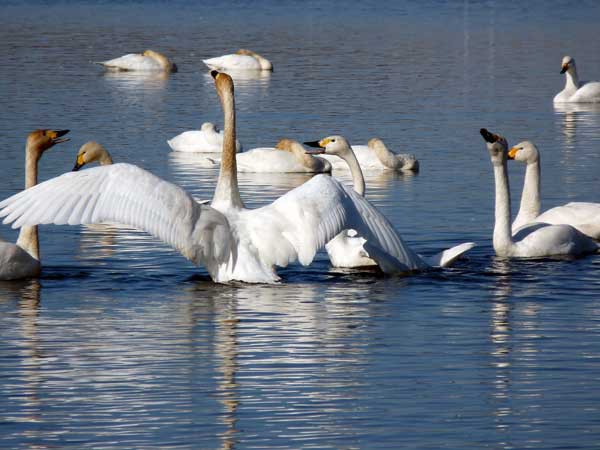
<box><xmin>26</xmin><ymin>129</ymin><xmax>70</xmax><ymax>158</ymax></box>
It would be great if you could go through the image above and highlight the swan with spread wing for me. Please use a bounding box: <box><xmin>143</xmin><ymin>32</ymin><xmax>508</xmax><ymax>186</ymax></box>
<box><xmin>0</xmin><ymin>72</ymin><xmax>432</xmax><ymax>283</ymax></box>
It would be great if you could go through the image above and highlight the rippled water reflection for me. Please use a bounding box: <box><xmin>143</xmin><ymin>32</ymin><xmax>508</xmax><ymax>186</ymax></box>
<box><xmin>2</xmin><ymin>0</ymin><xmax>600</xmax><ymax>448</ymax></box>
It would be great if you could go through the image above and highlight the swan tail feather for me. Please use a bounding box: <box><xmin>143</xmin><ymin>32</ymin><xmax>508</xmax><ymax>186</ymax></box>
<box><xmin>423</xmin><ymin>242</ymin><xmax>476</xmax><ymax>268</ymax></box>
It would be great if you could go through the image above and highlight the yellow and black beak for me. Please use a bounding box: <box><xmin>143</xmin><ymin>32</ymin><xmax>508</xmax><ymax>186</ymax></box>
<box><xmin>210</xmin><ymin>70</ymin><xmax>220</xmax><ymax>79</ymax></box>
<box><xmin>560</xmin><ymin>63</ymin><xmax>569</xmax><ymax>74</ymax></box>
<box><xmin>46</xmin><ymin>129</ymin><xmax>70</xmax><ymax>145</ymax></box>
<box><xmin>72</xmin><ymin>153</ymin><xmax>85</xmax><ymax>171</ymax></box>
<box><xmin>508</xmin><ymin>147</ymin><xmax>518</xmax><ymax>160</ymax></box>
<box><xmin>480</xmin><ymin>128</ymin><xmax>499</xmax><ymax>144</ymax></box>
<box><xmin>303</xmin><ymin>140</ymin><xmax>325</xmax><ymax>154</ymax></box>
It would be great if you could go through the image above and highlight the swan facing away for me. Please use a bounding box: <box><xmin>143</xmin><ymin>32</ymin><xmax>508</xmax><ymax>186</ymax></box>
<box><xmin>554</xmin><ymin>56</ymin><xmax>600</xmax><ymax>103</ymax></box>
<box><xmin>0</xmin><ymin>129</ymin><xmax>70</xmax><ymax>280</ymax></box>
<box><xmin>319</xmin><ymin>138</ymin><xmax>419</xmax><ymax>172</ymax></box>
<box><xmin>73</xmin><ymin>141</ymin><xmax>113</xmax><ymax>171</ymax></box>
<box><xmin>0</xmin><ymin>72</ymin><xmax>435</xmax><ymax>283</ymax></box>
<box><xmin>235</xmin><ymin>139</ymin><xmax>331</xmax><ymax>173</ymax></box>
<box><xmin>167</xmin><ymin>122</ymin><xmax>242</xmax><ymax>153</ymax></box>
<box><xmin>305</xmin><ymin>136</ymin><xmax>475</xmax><ymax>269</ymax></box>
<box><xmin>98</xmin><ymin>50</ymin><xmax>177</xmax><ymax>73</ymax></box>
<box><xmin>203</xmin><ymin>49</ymin><xmax>273</xmax><ymax>71</ymax></box>
<box><xmin>480</xmin><ymin>128</ymin><xmax>599</xmax><ymax>258</ymax></box>
<box><xmin>508</xmin><ymin>140</ymin><xmax>600</xmax><ymax>239</ymax></box>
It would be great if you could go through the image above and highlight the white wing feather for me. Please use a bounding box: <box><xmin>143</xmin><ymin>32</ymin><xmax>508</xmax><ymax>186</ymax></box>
<box><xmin>0</xmin><ymin>164</ymin><xmax>231</xmax><ymax>266</ymax></box>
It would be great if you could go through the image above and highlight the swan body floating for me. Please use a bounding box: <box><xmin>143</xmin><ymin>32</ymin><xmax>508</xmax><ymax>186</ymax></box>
<box><xmin>554</xmin><ymin>56</ymin><xmax>600</xmax><ymax>103</ymax></box>
<box><xmin>480</xmin><ymin>128</ymin><xmax>599</xmax><ymax>258</ymax></box>
<box><xmin>508</xmin><ymin>140</ymin><xmax>600</xmax><ymax>239</ymax></box>
<box><xmin>203</xmin><ymin>49</ymin><xmax>273</xmax><ymax>71</ymax></box>
<box><xmin>98</xmin><ymin>50</ymin><xmax>177</xmax><ymax>73</ymax></box>
<box><xmin>167</xmin><ymin>122</ymin><xmax>242</xmax><ymax>153</ymax></box>
<box><xmin>0</xmin><ymin>129</ymin><xmax>70</xmax><ymax>280</ymax></box>
<box><xmin>235</xmin><ymin>139</ymin><xmax>331</xmax><ymax>173</ymax></box>
<box><xmin>0</xmin><ymin>72</ymin><xmax>431</xmax><ymax>283</ymax></box>
<box><xmin>305</xmin><ymin>136</ymin><xmax>475</xmax><ymax>269</ymax></box>
<box><xmin>319</xmin><ymin>138</ymin><xmax>419</xmax><ymax>171</ymax></box>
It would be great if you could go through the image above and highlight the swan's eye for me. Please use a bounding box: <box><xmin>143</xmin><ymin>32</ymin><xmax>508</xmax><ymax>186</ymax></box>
<box><xmin>331</xmin><ymin>139</ymin><xmax>336</xmax><ymax>143</ymax></box>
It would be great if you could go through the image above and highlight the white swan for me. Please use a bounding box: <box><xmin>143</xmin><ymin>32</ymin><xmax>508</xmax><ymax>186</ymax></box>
<box><xmin>480</xmin><ymin>128</ymin><xmax>599</xmax><ymax>258</ymax></box>
<box><xmin>167</xmin><ymin>122</ymin><xmax>242</xmax><ymax>153</ymax></box>
<box><xmin>554</xmin><ymin>56</ymin><xmax>600</xmax><ymax>103</ymax></box>
<box><xmin>203</xmin><ymin>49</ymin><xmax>273</xmax><ymax>71</ymax></box>
<box><xmin>72</xmin><ymin>141</ymin><xmax>113</xmax><ymax>170</ymax></box>
<box><xmin>235</xmin><ymin>139</ymin><xmax>331</xmax><ymax>173</ymax></box>
<box><xmin>508</xmin><ymin>140</ymin><xmax>600</xmax><ymax>239</ymax></box>
<box><xmin>97</xmin><ymin>50</ymin><xmax>177</xmax><ymax>73</ymax></box>
<box><xmin>305</xmin><ymin>136</ymin><xmax>475</xmax><ymax>269</ymax></box>
<box><xmin>0</xmin><ymin>72</ymin><xmax>432</xmax><ymax>283</ymax></box>
<box><xmin>318</xmin><ymin>138</ymin><xmax>419</xmax><ymax>172</ymax></box>
<box><xmin>0</xmin><ymin>129</ymin><xmax>70</xmax><ymax>280</ymax></box>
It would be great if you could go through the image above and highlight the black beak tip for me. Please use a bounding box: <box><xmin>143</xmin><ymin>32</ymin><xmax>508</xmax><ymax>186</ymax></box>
<box><xmin>560</xmin><ymin>67</ymin><xmax>567</xmax><ymax>74</ymax></box>
<box><xmin>72</xmin><ymin>163</ymin><xmax>82</xmax><ymax>172</ymax></box>
<box><xmin>57</xmin><ymin>129</ymin><xmax>70</xmax><ymax>137</ymax></box>
<box><xmin>480</xmin><ymin>128</ymin><xmax>496</xmax><ymax>143</ymax></box>
<box><xmin>303</xmin><ymin>140</ymin><xmax>322</xmax><ymax>148</ymax></box>
<box><xmin>210</xmin><ymin>70</ymin><xmax>219</xmax><ymax>79</ymax></box>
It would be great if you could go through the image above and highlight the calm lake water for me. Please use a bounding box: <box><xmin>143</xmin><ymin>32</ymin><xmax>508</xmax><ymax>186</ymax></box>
<box><xmin>2</xmin><ymin>0</ymin><xmax>600</xmax><ymax>448</ymax></box>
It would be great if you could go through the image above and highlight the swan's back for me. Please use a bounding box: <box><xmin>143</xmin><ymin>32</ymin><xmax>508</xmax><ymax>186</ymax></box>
<box><xmin>203</xmin><ymin>54</ymin><xmax>261</xmax><ymax>71</ymax></box>
<box><xmin>99</xmin><ymin>54</ymin><xmax>162</xmax><ymax>72</ymax></box>
<box><xmin>512</xmin><ymin>222</ymin><xmax>599</xmax><ymax>257</ymax></box>
<box><xmin>570</xmin><ymin>81</ymin><xmax>600</xmax><ymax>103</ymax></box>
<box><xmin>536</xmin><ymin>202</ymin><xmax>600</xmax><ymax>240</ymax></box>
<box><xmin>236</xmin><ymin>148</ymin><xmax>329</xmax><ymax>173</ymax></box>
<box><xmin>167</xmin><ymin>129</ymin><xmax>241</xmax><ymax>153</ymax></box>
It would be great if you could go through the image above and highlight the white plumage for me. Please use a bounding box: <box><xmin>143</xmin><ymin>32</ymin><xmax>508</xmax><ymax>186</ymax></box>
<box><xmin>554</xmin><ymin>56</ymin><xmax>600</xmax><ymax>103</ymax></box>
<box><xmin>480</xmin><ymin>128</ymin><xmax>599</xmax><ymax>258</ymax></box>
<box><xmin>167</xmin><ymin>122</ymin><xmax>242</xmax><ymax>153</ymax></box>
<box><xmin>203</xmin><ymin>49</ymin><xmax>273</xmax><ymax>71</ymax></box>
<box><xmin>508</xmin><ymin>140</ymin><xmax>600</xmax><ymax>239</ymax></box>
<box><xmin>98</xmin><ymin>50</ymin><xmax>177</xmax><ymax>73</ymax></box>
<box><xmin>236</xmin><ymin>140</ymin><xmax>331</xmax><ymax>173</ymax></box>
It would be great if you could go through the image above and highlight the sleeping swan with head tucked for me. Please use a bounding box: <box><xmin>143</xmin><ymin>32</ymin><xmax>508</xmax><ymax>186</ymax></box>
<box><xmin>0</xmin><ymin>72</ymin><xmax>435</xmax><ymax>283</ymax></box>
<box><xmin>203</xmin><ymin>49</ymin><xmax>273</xmax><ymax>71</ymax></box>
<box><xmin>97</xmin><ymin>50</ymin><xmax>177</xmax><ymax>73</ymax></box>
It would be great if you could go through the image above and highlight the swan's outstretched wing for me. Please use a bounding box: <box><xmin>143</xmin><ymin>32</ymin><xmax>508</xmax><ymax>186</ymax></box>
<box><xmin>241</xmin><ymin>174</ymin><xmax>426</xmax><ymax>272</ymax></box>
<box><xmin>0</xmin><ymin>163</ymin><xmax>232</xmax><ymax>266</ymax></box>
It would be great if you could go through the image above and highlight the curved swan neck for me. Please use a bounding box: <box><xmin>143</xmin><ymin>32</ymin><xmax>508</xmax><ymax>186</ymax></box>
<box><xmin>212</xmin><ymin>84</ymin><xmax>244</xmax><ymax>210</ymax></box>
<box><xmin>17</xmin><ymin>141</ymin><xmax>41</xmax><ymax>260</ymax></box>
<box><xmin>100</xmin><ymin>151</ymin><xmax>113</xmax><ymax>165</ymax></box>
<box><xmin>565</xmin><ymin>66</ymin><xmax>580</xmax><ymax>91</ymax></box>
<box><xmin>370</xmin><ymin>141</ymin><xmax>396</xmax><ymax>168</ymax></box>
<box><xmin>341</xmin><ymin>149</ymin><xmax>365</xmax><ymax>196</ymax></box>
<box><xmin>515</xmin><ymin>159</ymin><xmax>541</xmax><ymax>227</ymax></box>
<box><xmin>492</xmin><ymin>161</ymin><xmax>514</xmax><ymax>255</ymax></box>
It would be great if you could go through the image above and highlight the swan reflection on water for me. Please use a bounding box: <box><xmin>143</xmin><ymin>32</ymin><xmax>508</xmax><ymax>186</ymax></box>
<box><xmin>554</xmin><ymin>101</ymin><xmax>600</xmax><ymax>145</ymax></box>
<box><xmin>101</xmin><ymin>69</ymin><xmax>170</xmax><ymax>90</ymax></box>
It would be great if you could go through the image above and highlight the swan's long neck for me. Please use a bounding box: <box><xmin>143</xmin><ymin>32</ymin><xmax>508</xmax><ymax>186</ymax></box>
<box><xmin>212</xmin><ymin>87</ymin><xmax>244</xmax><ymax>210</ymax></box>
<box><xmin>341</xmin><ymin>149</ymin><xmax>365</xmax><ymax>196</ymax></box>
<box><xmin>492</xmin><ymin>161</ymin><xmax>514</xmax><ymax>256</ymax></box>
<box><xmin>100</xmin><ymin>151</ymin><xmax>113</xmax><ymax>165</ymax></box>
<box><xmin>371</xmin><ymin>142</ymin><xmax>397</xmax><ymax>169</ymax></box>
<box><xmin>514</xmin><ymin>159</ymin><xmax>541</xmax><ymax>229</ymax></box>
<box><xmin>565</xmin><ymin>66</ymin><xmax>580</xmax><ymax>91</ymax></box>
<box><xmin>16</xmin><ymin>147</ymin><xmax>40</xmax><ymax>260</ymax></box>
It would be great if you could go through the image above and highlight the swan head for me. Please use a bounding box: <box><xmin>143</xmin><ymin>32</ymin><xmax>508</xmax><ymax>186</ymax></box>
<box><xmin>236</xmin><ymin>49</ymin><xmax>273</xmax><ymax>71</ymax></box>
<box><xmin>201</xmin><ymin>122</ymin><xmax>218</xmax><ymax>133</ymax></box>
<box><xmin>211</xmin><ymin>70</ymin><xmax>235</xmax><ymax>101</ymax></box>
<box><xmin>560</xmin><ymin>55</ymin><xmax>575</xmax><ymax>74</ymax></box>
<box><xmin>508</xmin><ymin>141</ymin><xmax>539</xmax><ymax>163</ymax></box>
<box><xmin>27</xmin><ymin>129</ymin><xmax>70</xmax><ymax>159</ymax></box>
<box><xmin>73</xmin><ymin>141</ymin><xmax>112</xmax><ymax>171</ymax></box>
<box><xmin>303</xmin><ymin>135</ymin><xmax>351</xmax><ymax>157</ymax></box>
<box><xmin>480</xmin><ymin>128</ymin><xmax>508</xmax><ymax>166</ymax></box>
<box><xmin>142</xmin><ymin>49</ymin><xmax>177</xmax><ymax>72</ymax></box>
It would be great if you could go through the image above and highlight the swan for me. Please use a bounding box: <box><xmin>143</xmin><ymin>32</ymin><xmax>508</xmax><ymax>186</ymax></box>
<box><xmin>554</xmin><ymin>56</ymin><xmax>600</xmax><ymax>103</ymax></box>
<box><xmin>72</xmin><ymin>141</ymin><xmax>113</xmax><ymax>170</ymax></box>
<box><xmin>235</xmin><ymin>139</ymin><xmax>331</xmax><ymax>173</ymax></box>
<box><xmin>480</xmin><ymin>128</ymin><xmax>599</xmax><ymax>258</ymax></box>
<box><xmin>0</xmin><ymin>72</ymin><xmax>434</xmax><ymax>283</ymax></box>
<box><xmin>97</xmin><ymin>50</ymin><xmax>177</xmax><ymax>73</ymax></box>
<box><xmin>318</xmin><ymin>138</ymin><xmax>419</xmax><ymax>172</ymax></box>
<box><xmin>167</xmin><ymin>122</ymin><xmax>242</xmax><ymax>153</ymax></box>
<box><xmin>0</xmin><ymin>129</ymin><xmax>70</xmax><ymax>280</ymax></box>
<box><xmin>304</xmin><ymin>136</ymin><xmax>475</xmax><ymax>268</ymax></box>
<box><xmin>508</xmin><ymin>140</ymin><xmax>600</xmax><ymax>239</ymax></box>
<box><xmin>203</xmin><ymin>49</ymin><xmax>273</xmax><ymax>71</ymax></box>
